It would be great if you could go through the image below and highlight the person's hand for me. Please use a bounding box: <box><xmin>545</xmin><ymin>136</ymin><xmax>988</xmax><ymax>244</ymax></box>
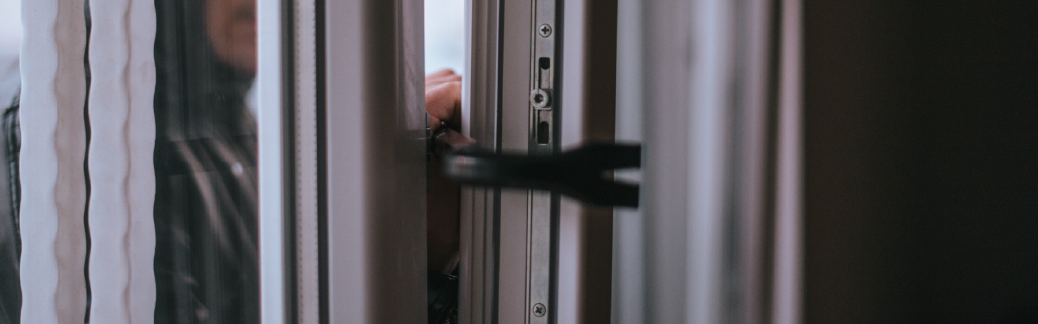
<box><xmin>426</xmin><ymin>69</ymin><xmax>462</xmax><ymax>132</ymax></box>
<box><xmin>426</xmin><ymin>69</ymin><xmax>462</xmax><ymax>273</ymax></box>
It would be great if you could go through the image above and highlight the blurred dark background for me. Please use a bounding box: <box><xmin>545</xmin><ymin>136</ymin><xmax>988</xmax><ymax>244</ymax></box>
<box><xmin>803</xmin><ymin>1</ymin><xmax>1038</xmax><ymax>323</ymax></box>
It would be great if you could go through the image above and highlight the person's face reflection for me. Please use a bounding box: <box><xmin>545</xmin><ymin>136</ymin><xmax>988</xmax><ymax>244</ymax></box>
<box><xmin>206</xmin><ymin>0</ymin><xmax>257</xmax><ymax>73</ymax></box>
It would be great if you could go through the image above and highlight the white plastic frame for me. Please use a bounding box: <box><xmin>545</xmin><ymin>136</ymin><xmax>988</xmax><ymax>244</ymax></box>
<box><xmin>260</xmin><ymin>0</ymin><xmax>430</xmax><ymax>323</ymax></box>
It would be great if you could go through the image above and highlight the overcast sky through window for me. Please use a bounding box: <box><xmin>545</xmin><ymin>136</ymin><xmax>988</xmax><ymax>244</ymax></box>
<box><xmin>0</xmin><ymin>0</ymin><xmax>20</xmax><ymax>57</ymax></box>
<box><xmin>424</xmin><ymin>0</ymin><xmax>464</xmax><ymax>74</ymax></box>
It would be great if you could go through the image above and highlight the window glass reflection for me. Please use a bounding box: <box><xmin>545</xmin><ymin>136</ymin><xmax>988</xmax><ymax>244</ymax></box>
<box><xmin>0</xmin><ymin>0</ymin><xmax>20</xmax><ymax>322</ymax></box>
<box><xmin>153</xmin><ymin>0</ymin><xmax>258</xmax><ymax>322</ymax></box>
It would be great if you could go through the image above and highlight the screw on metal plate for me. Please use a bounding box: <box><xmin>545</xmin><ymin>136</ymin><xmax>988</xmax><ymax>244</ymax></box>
<box><xmin>530</xmin><ymin>89</ymin><xmax>551</xmax><ymax>108</ymax></box>
<box><xmin>538</xmin><ymin>24</ymin><xmax>552</xmax><ymax>37</ymax></box>
<box><xmin>533</xmin><ymin>303</ymin><xmax>547</xmax><ymax>317</ymax></box>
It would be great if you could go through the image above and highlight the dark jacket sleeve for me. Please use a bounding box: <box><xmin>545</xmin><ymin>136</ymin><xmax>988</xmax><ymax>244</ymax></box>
<box><xmin>0</xmin><ymin>99</ymin><xmax>21</xmax><ymax>324</ymax></box>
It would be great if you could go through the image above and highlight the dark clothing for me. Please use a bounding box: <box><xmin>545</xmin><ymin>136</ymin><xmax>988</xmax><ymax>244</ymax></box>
<box><xmin>153</xmin><ymin>0</ymin><xmax>260</xmax><ymax>322</ymax></box>
<box><xmin>0</xmin><ymin>97</ymin><xmax>20</xmax><ymax>324</ymax></box>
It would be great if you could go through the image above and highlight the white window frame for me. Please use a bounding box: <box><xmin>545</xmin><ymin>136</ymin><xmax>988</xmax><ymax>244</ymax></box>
<box><xmin>259</xmin><ymin>0</ymin><xmax>429</xmax><ymax>323</ymax></box>
<box><xmin>610</xmin><ymin>0</ymin><xmax>804</xmax><ymax>323</ymax></box>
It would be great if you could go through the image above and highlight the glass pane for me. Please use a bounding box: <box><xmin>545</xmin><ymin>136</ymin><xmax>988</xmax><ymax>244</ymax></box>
<box><xmin>425</xmin><ymin>0</ymin><xmax>464</xmax><ymax>73</ymax></box>
<box><xmin>153</xmin><ymin>0</ymin><xmax>258</xmax><ymax>322</ymax></box>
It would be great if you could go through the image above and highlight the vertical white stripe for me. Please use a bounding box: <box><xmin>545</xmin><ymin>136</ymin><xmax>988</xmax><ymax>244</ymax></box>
<box><xmin>294</xmin><ymin>0</ymin><xmax>320</xmax><ymax>322</ymax></box>
<box><xmin>642</xmin><ymin>0</ymin><xmax>692</xmax><ymax>321</ymax></box>
<box><xmin>125</xmin><ymin>1</ymin><xmax>158</xmax><ymax>321</ymax></box>
<box><xmin>773</xmin><ymin>0</ymin><xmax>803</xmax><ymax>322</ymax></box>
<box><xmin>325</xmin><ymin>0</ymin><xmax>428</xmax><ymax>322</ymax></box>
<box><xmin>86</xmin><ymin>0</ymin><xmax>157</xmax><ymax>322</ymax></box>
<box><xmin>459</xmin><ymin>0</ymin><xmax>501</xmax><ymax>322</ymax></box>
<box><xmin>687</xmin><ymin>0</ymin><xmax>733</xmax><ymax>323</ymax></box>
<box><xmin>18</xmin><ymin>0</ymin><xmax>89</xmax><ymax>322</ymax></box>
<box><xmin>556</xmin><ymin>0</ymin><xmax>586</xmax><ymax>322</ymax></box>
<box><xmin>325</xmin><ymin>0</ymin><xmax>367</xmax><ymax>321</ymax></box>
<box><xmin>258</xmin><ymin>0</ymin><xmax>286</xmax><ymax>322</ymax></box>
<box><xmin>612</xmin><ymin>0</ymin><xmax>644</xmax><ymax>322</ymax></box>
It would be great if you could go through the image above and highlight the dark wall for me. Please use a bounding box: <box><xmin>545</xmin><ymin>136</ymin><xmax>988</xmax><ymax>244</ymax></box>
<box><xmin>803</xmin><ymin>2</ymin><xmax>1038</xmax><ymax>323</ymax></box>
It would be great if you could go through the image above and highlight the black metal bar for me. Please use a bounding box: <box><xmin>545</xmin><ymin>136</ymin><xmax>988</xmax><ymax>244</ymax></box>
<box><xmin>436</xmin><ymin>128</ymin><xmax>640</xmax><ymax>208</ymax></box>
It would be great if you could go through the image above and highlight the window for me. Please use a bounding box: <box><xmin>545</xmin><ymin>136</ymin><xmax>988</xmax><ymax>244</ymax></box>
<box><xmin>424</xmin><ymin>0</ymin><xmax>464</xmax><ymax>74</ymax></box>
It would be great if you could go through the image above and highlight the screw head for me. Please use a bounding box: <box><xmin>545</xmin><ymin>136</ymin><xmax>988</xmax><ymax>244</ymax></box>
<box><xmin>533</xmin><ymin>303</ymin><xmax>547</xmax><ymax>317</ymax></box>
<box><xmin>538</xmin><ymin>24</ymin><xmax>552</xmax><ymax>37</ymax></box>
<box><xmin>530</xmin><ymin>89</ymin><xmax>551</xmax><ymax>108</ymax></box>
